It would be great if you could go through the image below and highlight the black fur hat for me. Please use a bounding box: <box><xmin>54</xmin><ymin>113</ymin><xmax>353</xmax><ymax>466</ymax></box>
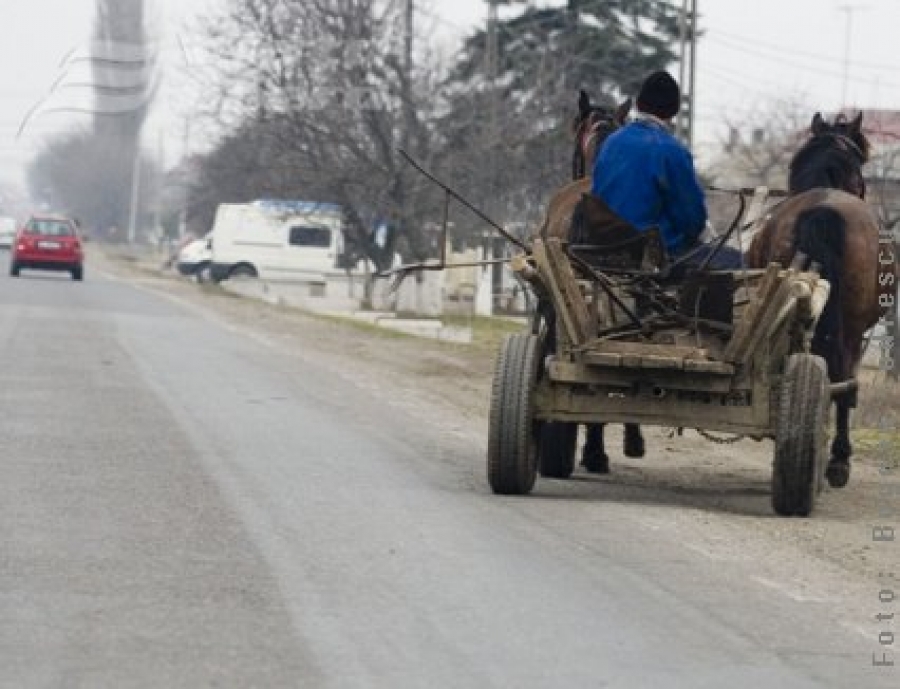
<box><xmin>636</xmin><ymin>71</ymin><xmax>680</xmax><ymax>120</ymax></box>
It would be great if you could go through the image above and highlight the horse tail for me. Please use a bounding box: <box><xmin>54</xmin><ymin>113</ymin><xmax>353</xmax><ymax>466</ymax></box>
<box><xmin>794</xmin><ymin>206</ymin><xmax>848</xmax><ymax>381</ymax></box>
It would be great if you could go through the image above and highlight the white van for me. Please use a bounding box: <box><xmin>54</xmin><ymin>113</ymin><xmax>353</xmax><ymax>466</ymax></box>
<box><xmin>208</xmin><ymin>200</ymin><xmax>348</xmax><ymax>282</ymax></box>
<box><xmin>176</xmin><ymin>232</ymin><xmax>213</xmax><ymax>279</ymax></box>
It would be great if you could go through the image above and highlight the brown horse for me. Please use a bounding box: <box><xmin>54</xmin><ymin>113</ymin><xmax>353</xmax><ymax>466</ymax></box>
<box><xmin>535</xmin><ymin>91</ymin><xmax>640</xmax><ymax>473</ymax></box>
<box><xmin>746</xmin><ymin>112</ymin><xmax>889</xmax><ymax>488</ymax></box>
<box><xmin>539</xmin><ymin>91</ymin><xmax>631</xmax><ymax>241</ymax></box>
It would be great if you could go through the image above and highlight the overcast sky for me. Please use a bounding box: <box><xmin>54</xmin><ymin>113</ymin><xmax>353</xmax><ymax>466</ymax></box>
<box><xmin>2</xmin><ymin>0</ymin><xmax>899</xmax><ymax>192</ymax></box>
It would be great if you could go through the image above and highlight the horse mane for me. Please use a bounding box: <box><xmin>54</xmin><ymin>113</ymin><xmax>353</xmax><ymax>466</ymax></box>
<box><xmin>788</xmin><ymin>112</ymin><xmax>870</xmax><ymax>196</ymax></box>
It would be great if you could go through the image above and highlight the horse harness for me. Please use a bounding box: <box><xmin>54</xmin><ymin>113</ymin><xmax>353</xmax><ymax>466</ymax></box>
<box><xmin>819</xmin><ymin>131</ymin><xmax>867</xmax><ymax>163</ymax></box>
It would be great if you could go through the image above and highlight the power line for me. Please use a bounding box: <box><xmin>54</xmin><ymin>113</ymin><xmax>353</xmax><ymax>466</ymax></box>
<box><xmin>710</xmin><ymin>26</ymin><xmax>897</xmax><ymax>72</ymax></box>
<box><xmin>704</xmin><ymin>34</ymin><xmax>900</xmax><ymax>92</ymax></box>
<box><xmin>700</xmin><ymin>62</ymin><xmax>822</xmax><ymax>99</ymax></box>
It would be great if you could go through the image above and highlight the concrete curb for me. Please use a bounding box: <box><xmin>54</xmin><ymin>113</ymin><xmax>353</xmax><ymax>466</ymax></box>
<box><xmin>219</xmin><ymin>278</ymin><xmax>473</xmax><ymax>343</ymax></box>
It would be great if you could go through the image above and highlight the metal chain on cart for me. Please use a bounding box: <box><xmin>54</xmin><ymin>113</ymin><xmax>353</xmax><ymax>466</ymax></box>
<box><xmin>667</xmin><ymin>427</ymin><xmax>745</xmax><ymax>444</ymax></box>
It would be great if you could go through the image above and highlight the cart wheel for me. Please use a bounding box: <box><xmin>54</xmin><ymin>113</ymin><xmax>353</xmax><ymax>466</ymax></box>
<box><xmin>539</xmin><ymin>422</ymin><xmax>577</xmax><ymax>479</ymax></box>
<box><xmin>772</xmin><ymin>354</ymin><xmax>829</xmax><ymax>517</ymax></box>
<box><xmin>488</xmin><ymin>333</ymin><xmax>540</xmax><ymax>494</ymax></box>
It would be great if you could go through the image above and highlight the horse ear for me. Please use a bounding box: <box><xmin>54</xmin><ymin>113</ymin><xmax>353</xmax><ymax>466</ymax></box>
<box><xmin>849</xmin><ymin>111</ymin><xmax>863</xmax><ymax>134</ymax></box>
<box><xmin>578</xmin><ymin>90</ymin><xmax>591</xmax><ymax>118</ymax></box>
<box><xmin>811</xmin><ymin>113</ymin><xmax>827</xmax><ymax>135</ymax></box>
<box><xmin>615</xmin><ymin>97</ymin><xmax>633</xmax><ymax>124</ymax></box>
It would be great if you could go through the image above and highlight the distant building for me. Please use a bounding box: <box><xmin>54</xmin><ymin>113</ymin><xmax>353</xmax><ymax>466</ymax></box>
<box><xmin>857</xmin><ymin>109</ymin><xmax>900</xmax><ymax>228</ymax></box>
<box><xmin>698</xmin><ymin>108</ymin><xmax>900</xmax><ymax>231</ymax></box>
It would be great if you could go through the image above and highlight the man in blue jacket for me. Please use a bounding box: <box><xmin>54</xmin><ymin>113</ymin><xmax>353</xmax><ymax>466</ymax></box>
<box><xmin>591</xmin><ymin>70</ymin><xmax>742</xmax><ymax>269</ymax></box>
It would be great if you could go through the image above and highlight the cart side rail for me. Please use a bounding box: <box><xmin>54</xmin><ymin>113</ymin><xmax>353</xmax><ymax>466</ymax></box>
<box><xmin>725</xmin><ymin>267</ymin><xmax>830</xmax><ymax>366</ymax></box>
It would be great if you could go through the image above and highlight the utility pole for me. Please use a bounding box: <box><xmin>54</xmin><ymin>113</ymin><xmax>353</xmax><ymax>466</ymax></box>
<box><xmin>397</xmin><ymin>0</ymin><xmax>413</xmax><ymax>246</ymax></box>
<box><xmin>127</xmin><ymin>143</ymin><xmax>141</xmax><ymax>244</ymax></box>
<box><xmin>676</xmin><ymin>0</ymin><xmax>697</xmax><ymax>148</ymax></box>
<box><xmin>479</xmin><ymin>0</ymin><xmax>500</xmax><ymax>316</ymax></box>
<box><xmin>486</xmin><ymin>0</ymin><xmax>499</xmax><ymax>173</ymax></box>
<box><xmin>837</xmin><ymin>4</ymin><xmax>868</xmax><ymax>109</ymax></box>
<box><xmin>688</xmin><ymin>0</ymin><xmax>697</xmax><ymax>148</ymax></box>
<box><xmin>153</xmin><ymin>126</ymin><xmax>163</xmax><ymax>247</ymax></box>
<box><xmin>564</xmin><ymin>0</ymin><xmax>576</xmax><ymax>93</ymax></box>
<box><xmin>402</xmin><ymin>0</ymin><xmax>413</xmax><ymax>148</ymax></box>
<box><xmin>178</xmin><ymin>117</ymin><xmax>191</xmax><ymax>239</ymax></box>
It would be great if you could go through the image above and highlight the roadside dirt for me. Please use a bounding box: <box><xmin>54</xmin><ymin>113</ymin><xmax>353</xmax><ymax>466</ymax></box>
<box><xmin>97</xmin><ymin>248</ymin><xmax>899</xmax><ymax>626</ymax></box>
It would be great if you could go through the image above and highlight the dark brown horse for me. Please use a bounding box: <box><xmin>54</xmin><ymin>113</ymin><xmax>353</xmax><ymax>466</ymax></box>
<box><xmin>572</xmin><ymin>90</ymin><xmax>632</xmax><ymax>180</ymax></box>
<box><xmin>746</xmin><ymin>112</ymin><xmax>889</xmax><ymax>488</ymax></box>
<box><xmin>536</xmin><ymin>91</ymin><xmax>640</xmax><ymax>473</ymax></box>
<box><xmin>538</xmin><ymin>92</ymin><xmax>632</xmax><ymax>241</ymax></box>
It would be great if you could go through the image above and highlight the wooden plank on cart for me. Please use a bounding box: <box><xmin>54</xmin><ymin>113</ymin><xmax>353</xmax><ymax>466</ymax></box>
<box><xmin>587</xmin><ymin>352</ymin><xmax>622</xmax><ymax>367</ymax></box>
<box><xmin>585</xmin><ymin>340</ymin><xmax>710</xmax><ymax>360</ymax></box>
<box><xmin>723</xmin><ymin>263</ymin><xmax>782</xmax><ymax>363</ymax></box>
<box><xmin>533</xmin><ymin>238</ymin><xmax>591</xmax><ymax>345</ymax></box>
<box><xmin>684</xmin><ymin>359</ymin><xmax>736</xmax><ymax>375</ymax></box>
<box><xmin>583</xmin><ymin>341</ymin><xmax>734</xmax><ymax>372</ymax></box>
<box><xmin>548</xmin><ymin>359</ymin><xmax>736</xmax><ymax>389</ymax></box>
<box><xmin>726</xmin><ymin>268</ymin><xmax>799</xmax><ymax>366</ymax></box>
<box><xmin>639</xmin><ymin>354</ymin><xmax>685</xmax><ymax>369</ymax></box>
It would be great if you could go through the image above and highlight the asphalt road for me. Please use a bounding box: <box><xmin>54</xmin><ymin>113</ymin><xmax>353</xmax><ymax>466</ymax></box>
<box><xmin>0</xmin><ymin>261</ymin><xmax>894</xmax><ymax>688</ymax></box>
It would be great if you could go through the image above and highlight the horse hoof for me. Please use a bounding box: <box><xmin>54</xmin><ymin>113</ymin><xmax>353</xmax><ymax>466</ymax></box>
<box><xmin>624</xmin><ymin>435</ymin><xmax>645</xmax><ymax>458</ymax></box>
<box><xmin>582</xmin><ymin>453</ymin><xmax>610</xmax><ymax>474</ymax></box>
<box><xmin>826</xmin><ymin>461</ymin><xmax>850</xmax><ymax>488</ymax></box>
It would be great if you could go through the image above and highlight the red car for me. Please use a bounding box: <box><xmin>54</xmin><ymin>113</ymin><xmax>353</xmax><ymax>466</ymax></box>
<box><xmin>10</xmin><ymin>215</ymin><xmax>84</xmax><ymax>281</ymax></box>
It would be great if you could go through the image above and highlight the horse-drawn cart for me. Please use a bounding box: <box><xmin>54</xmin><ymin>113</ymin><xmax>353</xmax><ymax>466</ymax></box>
<box><xmin>490</xmin><ymin>232</ymin><xmax>834</xmax><ymax>517</ymax></box>
<box><xmin>384</xmin><ymin>152</ymin><xmax>845</xmax><ymax>518</ymax></box>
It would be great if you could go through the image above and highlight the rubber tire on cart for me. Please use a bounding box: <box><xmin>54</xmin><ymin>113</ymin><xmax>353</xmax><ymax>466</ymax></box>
<box><xmin>488</xmin><ymin>333</ymin><xmax>541</xmax><ymax>495</ymax></box>
<box><xmin>539</xmin><ymin>422</ymin><xmax>577</xmax><ymax>479</ymax></box>
<box><xmin>772</xmin><ymin>353</ymin><xmax>829</xmax><ymax>517</ymax></box>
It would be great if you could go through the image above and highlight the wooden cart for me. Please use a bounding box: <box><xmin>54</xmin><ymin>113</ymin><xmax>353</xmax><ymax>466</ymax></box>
<box><xmin>381</xmin><ymin>155</ymin><xmax>828</xmax><ymax>516</ymax></box>
<box><xmin>488</xmin><ymin>235</ymin><xmax>833</xmax><ymax>517</ymax></box>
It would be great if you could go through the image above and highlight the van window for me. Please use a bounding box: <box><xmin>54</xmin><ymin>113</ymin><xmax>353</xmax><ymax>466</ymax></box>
<box><xmin>289</xmin><ymin>226</ymin><xmax>331</xmax><ymax>247</ymax></box>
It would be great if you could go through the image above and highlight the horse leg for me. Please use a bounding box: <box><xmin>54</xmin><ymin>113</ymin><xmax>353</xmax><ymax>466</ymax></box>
<box><xmin>623</xmin><ymin>423</ymin><xmax>645</xmax><ymax>458</ymax></box>
<box><xmin>825</xmin><ymin>333</ymin><xmax>861</xmax><ymax>489</ymax></box>
<box><xmin>826</xmin><ymin>392</ymin><xmax>853</xmax><ymax>488</ymax></box>
<box><xmin>582</xmin><ymin>424</ymin><xmax>610</xmax><ymax>474</ymax></box>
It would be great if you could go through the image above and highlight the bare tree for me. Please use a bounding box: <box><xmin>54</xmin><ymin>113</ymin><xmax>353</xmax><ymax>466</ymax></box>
<box><xmin>703</xmin><ymin>95</ymin><xmax>817</xmax><ymax>192</ymax></box>
<box><xmin>192</xmin><ymin>0</ymin><xmax>445</xmax><ymax>272</ymax></box>
<box><xmin>28</xmin><ymin>131</ymin><xmax>159</xmax><ymax>240</ymax></box>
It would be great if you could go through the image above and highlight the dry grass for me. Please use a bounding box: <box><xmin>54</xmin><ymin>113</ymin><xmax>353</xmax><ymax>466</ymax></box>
<box><xmin>442</xmin><ymin>314</ymin><xmax>528</xmax><ymax>352</ymax></box>
<box><xmin>855</xmin><ymin>369</ymin><xmax>900</xmax><ymax>427</ymax></box>
<box><xmin>853</xmin><ymin>369</ymin><xmax>900</xmax><ymax>467</ymax></box>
